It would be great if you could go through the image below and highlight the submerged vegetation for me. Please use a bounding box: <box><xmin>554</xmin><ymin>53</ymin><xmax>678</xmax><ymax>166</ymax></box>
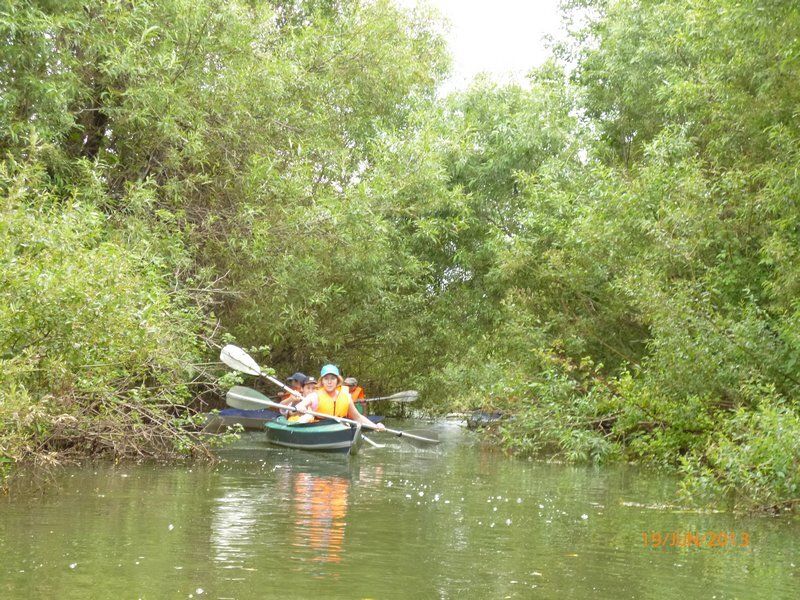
<box><xmin>2</xmin><ymin>0</ymin><xmax>799</xmax><ymax>511</ymax></box>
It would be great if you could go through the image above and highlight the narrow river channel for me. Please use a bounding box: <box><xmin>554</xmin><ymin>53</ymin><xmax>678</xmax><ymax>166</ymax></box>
<box><xmin>2</xmin><ymin>420</ymin><xmax>798</xmax><ymax>598</ymax></box>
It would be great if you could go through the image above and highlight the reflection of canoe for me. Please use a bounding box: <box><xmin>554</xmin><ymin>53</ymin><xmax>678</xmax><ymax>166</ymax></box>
<box><xmin>265</xmin><ymin>417</ymin><xmax>363</xmax><ymax>455</ymax></box>
<box><xmin>203</xmin><ymin>409</ymin><xmax>383</xmax><ymax>433</ymax></box>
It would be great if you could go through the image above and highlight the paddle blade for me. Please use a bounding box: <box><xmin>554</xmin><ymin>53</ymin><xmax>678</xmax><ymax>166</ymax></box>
<box><xmin>363</xmin><ymin>390</ymin><xmax>419</xmax><ymax>403</ymax></box>
<box><xmin>361</xmin><ymin>434</ymin><xmax>386</xmax><ymax>449</ymax></box>
<box><xmin>226</xmin><ymin>385</ymin><xmax>277</xmax><ymax>411</ymax></box>
<box><xmin>220</xmin><ymin>344</ymin><xmax>261</xmax><ymax>376</ymax></box>
<box><xmin>385</xmin><ymin>390</ymin><xmax>419</xmax><ymax>403</ymax></box>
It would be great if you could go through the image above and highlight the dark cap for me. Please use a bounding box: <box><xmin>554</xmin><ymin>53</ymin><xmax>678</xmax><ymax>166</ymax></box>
<box><xmin>287</xmin><ymin>372</ymin><xmax>308</xmax><ymax>385</ymax></box>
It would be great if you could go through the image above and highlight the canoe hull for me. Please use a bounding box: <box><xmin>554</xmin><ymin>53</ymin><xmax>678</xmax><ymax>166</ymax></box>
<box><xmin>266</xmin><ymin>417</ymin><xmax>363</xmax><ymax>455</ymax></box>
<box><xmin>203</xmin><ymin>408</ymin><xmax>280</xmax><ymax>433</ymax></box>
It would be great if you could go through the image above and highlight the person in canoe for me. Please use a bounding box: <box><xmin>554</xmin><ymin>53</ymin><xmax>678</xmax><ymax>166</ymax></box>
<box><xmin>344</xmin><ymin>377</ymin><xmax>367</xmax><ymax>414</ymax></box>
<box><xmin>294</xmin><ymin>365</ymin><xmax>384</xmax><ymax>431</ymax></box>
<box><xmin>285</xmin><ymin>376</ymin><xmax>318</xmax><ymax>420</ymax></box>
<box><xmin>302</xmin><ymin>376</ymin><xmax>318</xmax><ymax>396</ymax></box>
<box><xmin>279</xmin><ymin>372</ymin><xmax>308</xmax><ymax>415</ymax></box>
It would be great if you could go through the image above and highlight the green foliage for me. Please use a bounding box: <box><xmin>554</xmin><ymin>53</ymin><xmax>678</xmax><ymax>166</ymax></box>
<box><xmin>408</xmin><ymin>0</ymin><xmax>800</xmax><ymax>511</ymax></box>
<box><xmin>0</xmin><ymin>0</ymin><xmax>449</xmax><ymax>477</ymax></box>
<box><xmin>0</xmin><ymin>142</ymin><xmax>209</xmax><ymax>468</ymax></box>
<box><xmin>496</xmin><ymin>358</ymin><xmax>623</xmax><ymax>465</ymax></box>
<box><xmin>679</xmin><ymin>386</ymin><xmax>800</xmax><ymax>512</ymax></box>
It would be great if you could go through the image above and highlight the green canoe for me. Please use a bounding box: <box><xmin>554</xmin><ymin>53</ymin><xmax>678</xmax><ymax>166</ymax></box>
<box><xmin>265</xmin><ymin>417</ymin><xmax>363</xmax><ymax>455</ymax></box>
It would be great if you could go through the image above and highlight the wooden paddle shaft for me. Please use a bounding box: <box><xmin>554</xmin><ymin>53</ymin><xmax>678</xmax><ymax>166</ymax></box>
<box><xmin>260</xmin><ymin>371</ymin><xmax>303</xmax><ymax>400</ymax></box>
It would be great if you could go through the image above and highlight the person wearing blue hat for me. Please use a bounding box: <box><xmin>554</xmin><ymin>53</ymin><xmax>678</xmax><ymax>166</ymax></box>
<box><xmin>279</xmin><ymin>372</ymin><xmax>308</xmax><ymax>414</ymax></box>
<box><xmin>293</xmin><ymin>364</ymin><xmax>385</xmax><ymax>430</ymax></box>
<box><xmin>287</xmin><ymin>372</ymin><xmax>308</xmax><ymax>388</ymax></box>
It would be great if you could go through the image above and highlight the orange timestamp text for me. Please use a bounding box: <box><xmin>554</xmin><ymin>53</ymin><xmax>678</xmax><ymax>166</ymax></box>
<box><xmin>642</xmin><ymin>531</ymin><xmax>750</xmax><ymax>549</ymax></box>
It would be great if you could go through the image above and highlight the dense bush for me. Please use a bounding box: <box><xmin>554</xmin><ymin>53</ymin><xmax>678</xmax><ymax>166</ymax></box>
<box><xmin>680</xmin><ymin>387</ymin><xmax>800</xmax><ymax>512</ymax></box>
<box><xmin>0</xmin><ymin>146</ymin><xmax>210</xmax><ymax>472</ymax></box>
<box><xmin>0</xmin><ymin>0</ymin><xmax>447</xmax><ymax>477</ymax></box>
<box><xmin>419</xmin><ymin>0</ymin><xmax>800</xmax><ymax>511</ymax></box>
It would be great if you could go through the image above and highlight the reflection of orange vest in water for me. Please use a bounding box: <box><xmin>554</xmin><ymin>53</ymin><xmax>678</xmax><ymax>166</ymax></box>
<box><xmin>292</xmin><ymin>473</ymin><xmax>349</xmax><ymax>566</ymax></box>
<box><xmin>315</xmin><ymin>387</ymin><xmax>351</xmax><ymax>418</ymax></box>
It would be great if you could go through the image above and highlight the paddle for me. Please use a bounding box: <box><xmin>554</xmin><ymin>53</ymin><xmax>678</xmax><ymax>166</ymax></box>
<box><xmin>360</xmin><ymin>390</ymin><xmax>419</xmax><ymax>404</ymax></box>
<box><xmin>225</xmin><ymin>385</ymin><xmax>276</xmax><ymax>407</ymax></box>
<box><xmin>220</xmin><ymin>345</ymin><xmax>439</xmax><ymax>446</ymax></box>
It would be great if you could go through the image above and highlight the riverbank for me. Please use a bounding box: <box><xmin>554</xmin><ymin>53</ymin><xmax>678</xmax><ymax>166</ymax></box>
<box><xmin>0</xmin><ymin>395</ymin><xmax>219</xmax><ymax>491</ymax></box>
<box><xmin>445</xmin><ymin>378</ymin><xmax>800</xmax><ymax>515</ymax></box>
<box><xmin>5</xmin><ymin>387</ymin><xmax>799</xmax><ymax>518</ymax></box>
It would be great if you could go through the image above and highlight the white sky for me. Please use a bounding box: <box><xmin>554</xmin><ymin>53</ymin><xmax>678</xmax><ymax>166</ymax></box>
<box><xmin>395</xmin><ymin>0</ymin><xmax>565</xmax><ymax>92</ymax></box>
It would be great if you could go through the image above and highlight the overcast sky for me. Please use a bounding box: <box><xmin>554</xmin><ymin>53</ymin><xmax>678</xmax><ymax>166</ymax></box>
<box><xmin>395</xmin><ymin>0</ymin><xmax>565</xmax><ymax>92</ymax></box>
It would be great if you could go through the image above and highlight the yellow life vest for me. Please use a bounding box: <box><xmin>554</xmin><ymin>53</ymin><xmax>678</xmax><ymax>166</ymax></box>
<box><xmin>316</xmin><ymin>386</ymin><xmax>351</xmax><ymax>418</ymax></box>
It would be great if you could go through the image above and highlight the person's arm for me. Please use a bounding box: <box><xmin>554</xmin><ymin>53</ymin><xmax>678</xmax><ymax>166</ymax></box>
<box><xmin>347</xmin><ymin>397</ymin><xmax>384</xmax><ymax>430</ymax></box>
<box><xmin>282</xmin><ymin>393</ymin><xmax>309</xmax><ymax>417</ymax></box>
<box><xmin>290</xmin><ymin>393</ymin><xmax>318</xmax><ymax>422</ymax></box>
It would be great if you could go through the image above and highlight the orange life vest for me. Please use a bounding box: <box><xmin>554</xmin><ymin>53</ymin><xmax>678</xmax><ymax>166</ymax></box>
<box><xmin>350</xmin><ymin>385</ymin><xmax>367</xmax><ymax>414</ymax></box>
<box><xmin>315</xmin><ymin>386</ymin><xmax>351</xmax><ymax>418</ymax></box>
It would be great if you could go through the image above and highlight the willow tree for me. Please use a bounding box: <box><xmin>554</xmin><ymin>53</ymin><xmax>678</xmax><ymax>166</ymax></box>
<box><xmin>0</xmin><ymin>0</ymin><xmax>448</xmax><ymax>473</ymax></box>
<box><xmin>484</xmin><ymin>0</ymin><xmax>800</xmax><ymax>509</ymax></box>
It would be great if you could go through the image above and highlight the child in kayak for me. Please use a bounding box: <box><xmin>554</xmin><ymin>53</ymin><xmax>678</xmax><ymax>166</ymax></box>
<box><xmin>280</xmin><ymin>372</ymin><xmax>308</xmax><ymax>416</ymax></box>
<box><xmin>302</xmin><ymin>377</ymin><xmax>317</xmax><ymax>397</ymax></box>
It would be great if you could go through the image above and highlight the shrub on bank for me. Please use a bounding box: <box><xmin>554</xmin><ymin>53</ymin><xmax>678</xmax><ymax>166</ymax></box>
<box><xmin>679</xmin><ymin>387</ymin><xmax>800</xmax><ymax>512</ymax></box>
<box><xmin>450</xmin><ymin>344</ymin><xmax>800</xmax><ymax>512</ymax></box>
<box><xmin>0</xmin><ymin>152</ymin><xmax>211</xmax><ymax>479</ymax></box>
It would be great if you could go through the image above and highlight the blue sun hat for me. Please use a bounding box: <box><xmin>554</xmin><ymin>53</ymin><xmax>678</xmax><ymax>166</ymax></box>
<box><xmin>320</xmin><ymin>364</ymin><xmax>342</xmax><ymax>383</ymax></box>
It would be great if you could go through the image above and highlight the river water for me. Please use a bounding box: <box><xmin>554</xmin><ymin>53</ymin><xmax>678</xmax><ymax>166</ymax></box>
<box><xmin>1</xmin><ymin>420</ymin><xmax>798</xmax><ymax>599</ymax></box>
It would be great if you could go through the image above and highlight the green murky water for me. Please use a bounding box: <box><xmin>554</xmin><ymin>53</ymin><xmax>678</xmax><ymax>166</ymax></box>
<box><xmin>1</xmin><ymin>420</ymin><xmax>798</xmax><ymax>599</ymax></box>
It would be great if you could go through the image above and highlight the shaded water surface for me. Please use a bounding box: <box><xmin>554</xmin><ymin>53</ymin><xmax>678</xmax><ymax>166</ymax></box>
<box><xmin>2</xmin><ymin>421</ymin><xmax>799</xmax><ymax>598</ymax></box>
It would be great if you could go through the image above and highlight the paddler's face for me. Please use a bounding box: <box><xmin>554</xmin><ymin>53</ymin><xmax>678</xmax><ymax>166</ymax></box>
<box><xmin>321</xmin><ymin>374</ymin><xmax>338</xmax><ymax>392</ymax></box>
<box><xmin>302</xmin><ymin>382</ymin><xmax>316</xmax><ymax>395</ymax></box>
